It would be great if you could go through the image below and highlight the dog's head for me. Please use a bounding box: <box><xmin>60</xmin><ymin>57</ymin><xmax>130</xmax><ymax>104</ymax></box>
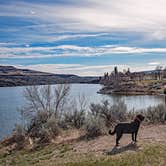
<box><xmin>134</xmin><ymin>114</ymin><xmax>145</xmax><ymax>123</ymax></box>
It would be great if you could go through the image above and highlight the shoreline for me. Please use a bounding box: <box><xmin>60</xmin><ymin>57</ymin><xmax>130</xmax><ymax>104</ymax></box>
<box><xmin>98</xmin><ymin>82</ymin><xmax>166</xmax><ymax>96</ymax></box>
<box><xmin>0</xmin><ymin>82</ymin><xmax>100</xmax><ymax>88</ymax></box>
<box><xmin>98</xmin><ymin>89</ymin><xmax>164</xmax><ymax>96</ymax></box>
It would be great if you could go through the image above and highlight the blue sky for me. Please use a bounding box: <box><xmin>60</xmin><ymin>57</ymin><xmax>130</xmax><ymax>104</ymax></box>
<box><xmin>0</xmin><ymin>0</ymin><xmax>166</xmax><ymax>76</ymax></box>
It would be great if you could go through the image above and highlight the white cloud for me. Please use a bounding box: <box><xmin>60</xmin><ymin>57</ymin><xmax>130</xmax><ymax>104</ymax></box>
<box><xmin>1</xmin><ymin>44</ymin><xmax>166</xmax><ymax>58</ymax></box>
<box><xmin>1</xmin><ymin>1</ymin><xmax>166</xmax><ymax>76</ymax></box>
<box><xmin>148</xmin><ymin>62</ymin><xmax>160</xmax><ymax>66</ymax></box>
<box><xmin>14</xmin><ymin>63</ymin><xmax>157</xmax><ymax>76</ymax></box>
<box><xmin>0</xmin><ymin>42</ymin><xmax>19</xmax><ymax>47</ymax></box>
<box><xmin>47</xmin><ymin>33</ymin><xmax>108</xmax><ymax>41</ymax></box>
<box><xmin>1</xmin><ymin>0</ymin><xmax>166</xmax><ymax>39</ymax></box>
<box><xmin>18</xmin><ymin>32</ymin><xmax>108</xmax><ymax>43</ymax></box>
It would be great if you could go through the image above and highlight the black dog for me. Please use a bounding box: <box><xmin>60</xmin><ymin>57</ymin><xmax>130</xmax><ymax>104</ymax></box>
<box><xmin>109</xmin><ymin>114</ymin><xmax>145</xmax><ymax>146</ymax></box>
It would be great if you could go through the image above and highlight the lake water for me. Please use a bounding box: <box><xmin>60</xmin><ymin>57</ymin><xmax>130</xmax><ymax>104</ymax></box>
<box><xmin>0</xmin><ymin>84</ymin><xmax>165</xmax><ymax>140</ymax></box>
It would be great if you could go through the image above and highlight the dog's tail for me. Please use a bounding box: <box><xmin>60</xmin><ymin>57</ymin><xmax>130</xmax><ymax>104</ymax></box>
<box><xmin>108</xmin><ymin>128</ymin><xmax>116</xmax><ymax>135</ymax></box>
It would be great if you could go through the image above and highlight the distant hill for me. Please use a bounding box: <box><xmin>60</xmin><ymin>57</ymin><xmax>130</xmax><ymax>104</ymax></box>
<box><xmin>0</xmin><ymin>66</ymin><xmax>100</xmax><ymax>87</ymax></box>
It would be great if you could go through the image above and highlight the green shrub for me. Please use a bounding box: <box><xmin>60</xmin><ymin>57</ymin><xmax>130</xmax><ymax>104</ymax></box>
<box><xmin>145</xmin><ymin>104</ymin><xmax>166</xmax><ymax>124</ymax></box>
<box><xmin>45</xmin><ymin>116</ymin><xmax>60</xmax><ymax>137</ymax></box>
<box><xmin>63</xmin><ymin>109</ymin><xmax>86</xmax><ymax>129</ymax></box>
<box><xmin>84</xmin><ymin>115</ymin><xmax>106</xmax><ymax>139</ymax></box>
<box><xmin>27</xmin><ymin>112</ymin><xmax>60</xmax><ymax>144</ymax></box>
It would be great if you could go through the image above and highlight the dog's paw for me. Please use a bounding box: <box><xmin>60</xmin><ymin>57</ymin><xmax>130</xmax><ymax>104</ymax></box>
<box><xmin>116</xmin><ymin>143</ymin><xmax>119</xmax><ymax>147</ymax></box>
<box><xmin>131</xmin><ymin>141</ymin><xmax>137</xmax><ymax>144</ymax></box>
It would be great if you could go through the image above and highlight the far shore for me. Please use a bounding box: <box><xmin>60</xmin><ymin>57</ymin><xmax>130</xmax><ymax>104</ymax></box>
<box><xmin>98</xmin><ymin>88</ymin><xmax>165</xmax><ymax>96</ymax></box>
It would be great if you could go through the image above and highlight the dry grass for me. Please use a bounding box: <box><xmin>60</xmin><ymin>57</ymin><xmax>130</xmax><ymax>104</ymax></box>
<box><xmin>1</xmin><ymin>125</ymin><xmax>166</xmax><ymax>166</ymax></box>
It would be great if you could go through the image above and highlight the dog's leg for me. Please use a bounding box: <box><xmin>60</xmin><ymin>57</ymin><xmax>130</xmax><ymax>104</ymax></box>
<box><xmin>116</xmin><ymin>132</ymin><xmax>122</xmax><ymax>146</ymax></box>
<box><xmin>132</xmin><ymin>133</ymin><xmax>135</xmax><ymax>142</ymax></box>
<box><xmin>116</xmin><ymin>138</ymin><xmax>119</xmax><ymax>146</ymax></box>
<box><xmin>134</xmin><ymin>130</ymin><xmax>138</xmax><ymax>142</ymax></box>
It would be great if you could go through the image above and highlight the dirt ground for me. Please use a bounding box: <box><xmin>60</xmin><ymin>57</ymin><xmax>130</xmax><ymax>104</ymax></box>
<box><xmin>61</xmin><ymin>124</ymin><xmax>166</xmax><ymax>156</ymax></box>
<box><xmin>1</xmin><ymin>124</ymin><xmax>166</xmax><ymax>166</ymax></box>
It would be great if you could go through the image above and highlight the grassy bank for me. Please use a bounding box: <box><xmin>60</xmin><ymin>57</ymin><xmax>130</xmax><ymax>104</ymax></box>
<box><xmin>1</xmin><ymin>143</ymin><xmax>166</xmax><ymax>166</ymax></box>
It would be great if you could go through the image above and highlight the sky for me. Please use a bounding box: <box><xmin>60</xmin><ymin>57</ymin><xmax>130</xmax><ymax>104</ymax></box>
<box><xmin>0</xmin><ymin>0</ymin><xmax>166</xmax><ymax>76</ymax></box>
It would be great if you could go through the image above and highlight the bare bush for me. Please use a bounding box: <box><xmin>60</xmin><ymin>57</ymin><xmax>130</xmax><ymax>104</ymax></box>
<box><xmin>144</xmin><ymin>104</ymin><xmax>165</xmax><ymax>124</ymax></box>
<box><xmin>128</xmin><ymin>104</ymin><xmax>166</xmax><ymax>124</ymax></box>
<box><xmin>22</xmin><ymin>84</ymin><xmax>70</xmax><ymax>119</ymax></box>
<box><xmin>25</xmin><ymin>112</ymin><xmax>60</xmax><ymax>144</ymax></box>
<box><xmin>62</xmin><ymin>95</ymin><xmax>86</xmax><ymax>129</ymax></box>
<box><xmin>27</xmin><ymin>111</ymin><xmax>49</xmax><ymax>138</ymax></box>
<box><xmin>44</xmin><ymin>116</ymin><xmax>60</xmax><ymax>137</ymax></box>
<box><xmin>34</xmin><ymin>116</ymin><xmax>60</xmax><ymax>144</ymax></box>
<box><xmin>84</xmin><ymin>115</ymin><xmax>106</xmax><ymax>139</ymax></box>
<box><xmin>89</xmin><ymin>100</ymin><xmax>127</xmax><ymax>127</ymax></box>
<box><xmin>14</xmin><ymin>124</ymin><xmax>25</xmax><ymax>142</ymax></box>
<box><xmin>19</xmin><ymin>84</ymin><xmax>70</xmax><ymax>143</ymax></box>
<box><xmin>84</xmin><ymin>100</ymin><xmax>127</xmax><ymax>139</ymax></box>
<box><xmin>63</xmin><ymin>109</ymin><xmax>85</xmax><ymax>129</ymax></box>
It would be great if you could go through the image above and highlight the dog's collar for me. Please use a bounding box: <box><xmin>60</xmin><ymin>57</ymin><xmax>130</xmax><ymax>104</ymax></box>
<box><xmin>134</xmin><ymin>117</ymin><xmax>141</xmax><ymax>123</ymax></box>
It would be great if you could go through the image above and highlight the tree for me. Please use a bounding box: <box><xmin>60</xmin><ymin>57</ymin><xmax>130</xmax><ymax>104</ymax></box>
<box><xmin>19</xmin><ymin>84</ymin><xmax>70</xmax><ymax>143</ymax></box>
<box><xmin>21</xmin><ymin>84</ymin><xmax>70</xmax><ymax>123</ymax></box>
<box><xmin>155</xmin><ymin>65</ymin><xmax>163</xmax><ymax>71</ymax></box>
<box><xmin>155</xmin><ymin>65</ymin><xmax>163</xmax><ymax>80</ymax></box>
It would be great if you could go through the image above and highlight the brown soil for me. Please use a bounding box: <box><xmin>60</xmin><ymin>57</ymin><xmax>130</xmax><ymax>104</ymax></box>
<box><xmin>70</xmin><ymin>124</ymin><xmax>166</xmax><ymax>156</ymax></box>
<box><xmin>1</xmin><ymin>124</ymin><xmax>166</xmax><ymax>166</ymax></box>
<box><xmin>1</xmin><ymin>124</ymin><xmax>166</xmax><ymax>157</ymax></box>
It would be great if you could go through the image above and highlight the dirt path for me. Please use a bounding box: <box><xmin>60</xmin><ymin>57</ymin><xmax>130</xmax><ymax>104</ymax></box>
<box><xmin>1</xmin><ymin>124</ymin><xmax>166</xmax><ymax>165</ymax></box>
<box><xmin>71</xmin><ymin>124</ymin><xmax>166</xmax><ymax>155</ymax></box>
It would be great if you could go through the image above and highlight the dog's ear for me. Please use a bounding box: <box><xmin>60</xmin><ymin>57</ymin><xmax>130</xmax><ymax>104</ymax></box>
<box><xmin>141</xmin><ymin>115</ymin><xmax>145</xmax><ymax>121</ymax></box>
<box><xmin>137</xmin><ymin>114</ymin><xmax>145</xmax><ymax>121</ymax></box>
